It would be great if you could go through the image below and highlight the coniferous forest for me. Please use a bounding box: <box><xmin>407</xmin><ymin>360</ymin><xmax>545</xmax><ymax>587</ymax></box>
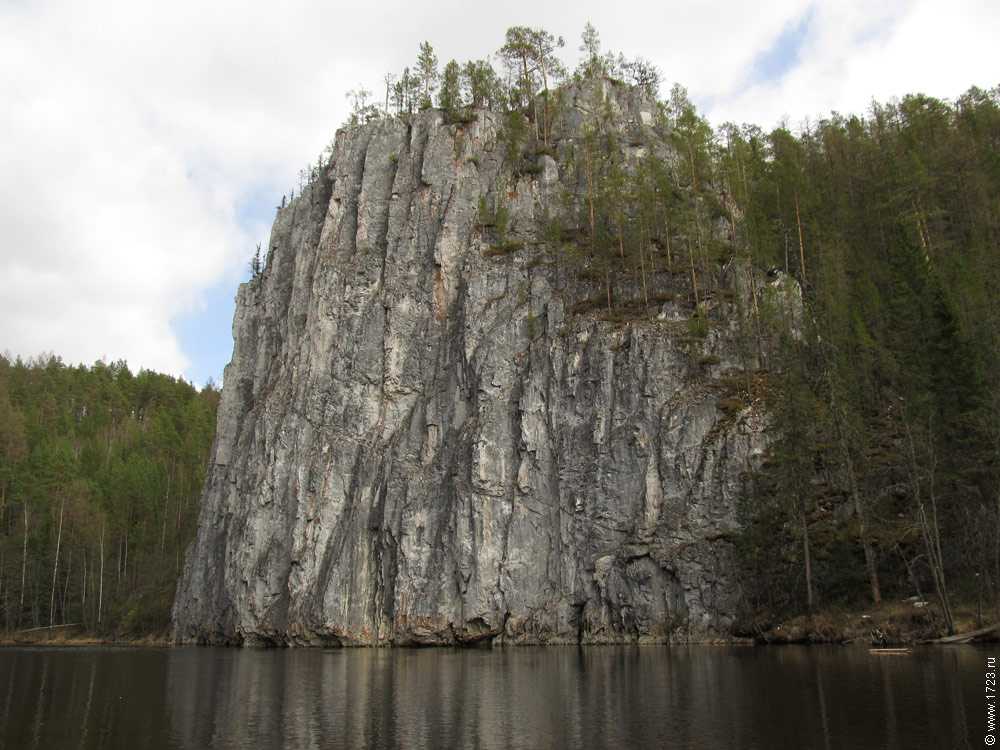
<box><xmin>723</xmin><ymin>88</ymin><xmax>1000</xmax><ymax>634</ymax></box>
<box><xmin>3</xmin><ymin>25</ymin><xmax>999</xmax><ymax>639</ymax></box>
<box><xmin>0</xmin><ymin>356</ymin><xmax>218</xmax><ymax>637</ymax></box>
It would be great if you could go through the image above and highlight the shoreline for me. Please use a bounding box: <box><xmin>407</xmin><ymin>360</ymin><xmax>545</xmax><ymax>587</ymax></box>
<box><xmin>2</xmin><ymin>638</ymin><xmax>992</xmax><ymax>649</ymax></box>
<box><xmin>738</xmin><ymin>599</ymin><xmax>997</xmax><ymax>646</ymax></box>
<box><xmin>0</xmin><ymin>633</ymin><xmax>172</xmax><ymax>648</ymax></box>
<box><xmin>4</xmin><ymin>600</ymin><xmax>994</xmax><ymax>649</ymax></box>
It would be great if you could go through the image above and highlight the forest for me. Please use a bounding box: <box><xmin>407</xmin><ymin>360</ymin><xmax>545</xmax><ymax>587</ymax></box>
<box><xmin>724</xmin><ymin>86</ymin><xmax>1000</xmax><ymax>634</ymax></box>
<box><xmin>0</xmin><ymin>356</ymin><xmax>218</xmax><ymax>637</ymax></box>
<box><xmin>3</xmin><ymin>23</ymin><xmax>998</xmax><ymax>639</ymax></box>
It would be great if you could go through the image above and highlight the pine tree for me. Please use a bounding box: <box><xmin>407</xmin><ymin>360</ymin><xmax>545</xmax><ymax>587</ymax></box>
<box><xmin>578</xmin><ymin>22</ymin><xmax>602</xmax><ymax>77</ymax></box>
<box><xmin>438</xmin><ymin>60</ymin><xmax>463</xmax><ymax>121</ymax></box>
<box><xmin>415</xmin><ymin>42</ymin><xmax>439</xmax><ymax>110</ymax></box>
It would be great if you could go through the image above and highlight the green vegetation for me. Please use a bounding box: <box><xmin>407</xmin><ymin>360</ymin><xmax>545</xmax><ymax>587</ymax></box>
<box><xmin>729</xmin><ymin>88</ymin><xmax>1000</xmax><ymax>635</ymax></box>
<box><xmin>415</xmin><ymin>41</ymin><xmax>439</xmax><ymax>111</ymax></box>
<box><xmin>248</xmin><ymin>242</ymin><xmax>264</xmax><ymax>282</ymax></box>
<box><xmin>345</xmin><ymin>24</ymin><xmax>660</xmax><ymax>128</ymax></box>
<box><xmin>0</xmin><ymin>355</ymin><xmax>219</xmax><ymax>638</ymax></box>
<box><xmin>438</xmin><ymin>60</ymin><xmax>463</xmax><ymax>122</ymax></box>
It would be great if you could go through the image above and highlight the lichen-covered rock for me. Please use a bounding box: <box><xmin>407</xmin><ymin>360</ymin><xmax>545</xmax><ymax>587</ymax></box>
<box><xmin>172</xmin><ymin>80</ymin><xmax>787</xmax><ymax>646</ymax></box>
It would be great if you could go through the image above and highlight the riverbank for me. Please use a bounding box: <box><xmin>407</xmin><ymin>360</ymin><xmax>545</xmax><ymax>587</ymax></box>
<box><xmin>742</xmin><ymin>599</ymin><xmax>995</xmax><ymax>645</ymax></box>
<box><xmin>0</xmin><ymin>626</ymin><xmax>171</xmax><ymax>648</ymax></box>
<box><xmin>4</xmin><ymin>600</ymin><xmax>995</xmax><ymax>647</ymax></box>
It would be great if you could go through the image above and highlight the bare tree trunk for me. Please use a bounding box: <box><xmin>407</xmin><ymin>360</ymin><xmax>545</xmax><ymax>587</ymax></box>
<box><xmin>176</xmin><ymin>485</ymin><xmax>182</xmax><ymax>534</ymax></box>
<box><xmin>161</xmin><ymin>467</ymin><xmax>171</xmax><ymax>555</ymax></box>
<box><xmin>176</xmin><ymin>494</ymin><xmax>183</xmax><ymax>576</ymax></box>
<box><xmin>694</xmin><ymin>206</ymin><xmax>709</xmax><ymax>287</ymax></box>
<box><xmin>538</xmin><ymin>60</ymin><xmax>550</xmax><ymax>146</ymax></box>
<box><xmin>688</xmin><ymin>240</ymin><xmax>700</xmax><ymax>308</ymax></box>
<box><xmin>995</xmin><ymin>474</ymin><xmax>1000</xmax><ymax>614</ymax></box>
<box><xmin>19</xmin><ymin>504</ymin><xmax>28</xmax><ymax>627</ymax></box>
<box><xmin>914</xmin><ymin>199</ymin><xmax>934</xmax><ymax>258</ymax></box>
<box><xmin>926</xmin><ymin>444</ymin><xmax>953</xmax><ymax>630</ymax></box>
<box><xmin>663</xmin><ymin>216</ymin><xmax>673</xmax><ymax>272</ymax></box>
<box><xmin>49</xmin><ymin>498</ymin><xmax>65</xmax><ymax>627</ymax></box>
<box><xmin>905</xmin><ymin>419</ymin><xmax>955</xmax><ymax>634</ymax></box>
<box><xmin>97</xmin><ymin>523</ymin><xmax>104</xmax><ymax>625</ymax></box>
<box><xmin>687</xmin><ymin>144</ymin><xmax>698</xmax><ymax>192</ymax></box>
<box><xmin>62</xmin><ymin>550</ymin><xmax>72</xmax><ymax>624</ymax></box>
<box><xmin>846</xmin><ymin>452</ymin><xmax>882</xmax><ymax>605</ymax></box>
<box><xmin>638</xmin><ymin>223</ymin><xmax>649</xmax><ymax>307</ymax></box>
<box><xmin>616</xmin><ymin>219</ymin><xmax>630</xmax><ymax>306</ymax></box>
<box><xmin>31</xmin><ymin>559</ymin><xmax>39</xmax><ymax>627</ymax></box>
<box><xmin>795</xmin><ymin>191</ymin><xmax>807</xmax><ymax>284</ymax></box>
<box><xmin>800</xmin><ymin>495</ymin><xmax>815</xmax><ymax>612</ymax></box>
<box><xmin>896</xmin><ymin>544</ymin><xmax>924</xmax><ymax>601</ymax></box>
<box><xmin>833</xmin><ymin>405</ymin><xmax>882</xmax><ymax>605</ymax></box>
<box><xmin>81</xmin><ymin>549</ymin><xmax>87</xmax><ymax>626</ymax></box>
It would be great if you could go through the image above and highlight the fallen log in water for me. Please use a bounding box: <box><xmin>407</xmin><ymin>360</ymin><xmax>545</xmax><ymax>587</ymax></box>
<box><xmin>928</xmin><ymin>623</ymin><xmax>1000</xmax><ymax>644</ymax></box>
<box><xmin>869</xmin><ymin>648</ymin><xmax>912</xmax><ymax>655</ymax></box>
<box><xmin>15</xmin><ymin>623</ymin><xmax>81</xmax><ymax>634</ymax></box>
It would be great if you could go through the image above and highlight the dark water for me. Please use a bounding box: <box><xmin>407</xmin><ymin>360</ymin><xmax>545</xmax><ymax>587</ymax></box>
<box><xmin>0</xmin><ymin>645</ymin><xmax>986</xmax><ymax>749</ymax></box>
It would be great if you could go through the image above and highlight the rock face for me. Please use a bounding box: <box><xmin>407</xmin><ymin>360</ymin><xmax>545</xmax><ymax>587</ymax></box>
<box><xmin>172</xmin><ymin>80</ymin><xmax>790</xmax><ymax>646</ymax></box>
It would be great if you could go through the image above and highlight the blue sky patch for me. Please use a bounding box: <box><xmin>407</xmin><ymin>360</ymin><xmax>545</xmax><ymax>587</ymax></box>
<box><xmin>174</xmin><ymin>275</ymin><xmax>240</xmax><ymax>386</ymax></box>
<box><xmin>176</xmin><ymin>185</ymin><xmax>281</xmax><ymax>385</ymax></box>
<box><xmin>749</xmin><ymin>7</ymin><xmax>814</xmax><ymax>85</ymax></box>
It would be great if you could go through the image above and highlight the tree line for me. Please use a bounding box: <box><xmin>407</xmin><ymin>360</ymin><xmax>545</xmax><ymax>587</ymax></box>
<box><xmin>727</xmin><ymin>86</ymin><xmax>1000</xmax><ymax>632</ymax></box>
<box><xmin>343</xmin><ymin>23</ymin><xmax>660</xmax><ymax>129</ymax></box>
<box><xmin>0</xmin><ymin>355</ymin><xmax>219</xmax><ymax>637</ymax></box>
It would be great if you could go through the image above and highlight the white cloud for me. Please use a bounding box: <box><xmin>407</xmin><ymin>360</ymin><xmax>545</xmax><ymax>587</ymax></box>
<box><xmin>1</xmin><ymin>0</ymin><xmax>996</xmax><ymax>375</ymax></box>
<box><xmin>710</xmin><ymin>0</ymin><xmax>1000</xmax><ymax>129</ymax></box>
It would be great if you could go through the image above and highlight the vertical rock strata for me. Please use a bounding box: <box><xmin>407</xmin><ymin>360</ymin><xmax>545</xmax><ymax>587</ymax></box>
<box><xmin>173</xmin><ymin>82</ymin><xmax>788</xmax><ymax>646</ymax></box>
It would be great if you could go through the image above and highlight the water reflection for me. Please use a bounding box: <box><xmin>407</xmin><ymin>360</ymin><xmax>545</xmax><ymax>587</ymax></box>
<box><xmin>0</xmin><ymin>645</ymin><xmax>984</xmax><ymax>749</ymax></box>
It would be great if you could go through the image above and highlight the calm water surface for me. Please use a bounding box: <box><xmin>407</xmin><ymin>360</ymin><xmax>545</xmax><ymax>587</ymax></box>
<box><xmin>0</xmin><ymin>645</ymin><xmax>985</xmax><ymax>749</ymax></box>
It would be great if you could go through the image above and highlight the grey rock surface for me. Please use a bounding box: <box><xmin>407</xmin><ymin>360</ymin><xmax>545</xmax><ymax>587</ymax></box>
<box><xmin>172</xmin><ymin>80</ymin><xmax>789</xmax><ymax>646</ymax></box>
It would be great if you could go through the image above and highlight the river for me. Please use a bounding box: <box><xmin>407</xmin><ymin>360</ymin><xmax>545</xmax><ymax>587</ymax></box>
<box><xmin>0</xmin><ymin>645</ymin><xmax>985</xmax><ymax>748</ymax></box>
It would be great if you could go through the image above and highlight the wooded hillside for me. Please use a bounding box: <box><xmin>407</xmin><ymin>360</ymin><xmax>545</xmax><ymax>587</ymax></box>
<box><xmin>0</xmin><ymin>356</ymin><xmax>218</xmax><ymax>636</ymax></box>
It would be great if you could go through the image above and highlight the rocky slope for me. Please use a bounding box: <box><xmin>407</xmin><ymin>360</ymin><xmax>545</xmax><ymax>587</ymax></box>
<box><xmin>172</xmin><ymin>80</ymin><xmax>797</xmax><ymax>646</ymax></box>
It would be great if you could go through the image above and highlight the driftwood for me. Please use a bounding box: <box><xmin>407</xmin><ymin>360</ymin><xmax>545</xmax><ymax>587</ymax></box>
<box><xmin>15</xmin><ymin>623</ymin><xmax>81</xmax><ymax>634</ymax></box>
<box><xmin>929</xmin><ymin>622</ymin><xmax>1000</xmax><ymax>644</ymax></box>
<box><xmin>869</xmin><ymin>648</ymin><xmax>912</xmax><ymax>655</ymax></box>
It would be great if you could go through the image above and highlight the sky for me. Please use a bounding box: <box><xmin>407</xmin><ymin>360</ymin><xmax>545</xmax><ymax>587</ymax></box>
<box><xmin>1</xmin><ymin>0</ymin><xmax>997</xmax><ymax>386</ymax></box>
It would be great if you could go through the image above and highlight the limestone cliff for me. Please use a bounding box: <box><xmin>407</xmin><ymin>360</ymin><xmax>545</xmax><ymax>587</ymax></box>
<box><xmin>172</xmin><ymin>80</ymin><xmax>795</xmax><ymax>646</ymax></box>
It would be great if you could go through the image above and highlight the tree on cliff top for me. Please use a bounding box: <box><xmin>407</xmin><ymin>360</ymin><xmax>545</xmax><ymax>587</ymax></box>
<box><xmin>578</xmin><ymin>22</ymin><xmax>603</xmax><ymax>77</ymax></box>
<box><xmin>497</xmin><ymin>26</ymin><xmax>565</xmax><ymax>143</ymax></box>
<box><xmin>438</xmin><ymin>60</ymin><xmax>463</xmax><ymax>121</ymax></box>
<box><xmin>416</xmin><ymin>42</ymin><xmax>439</xmax><ymax>110</ymax></box>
